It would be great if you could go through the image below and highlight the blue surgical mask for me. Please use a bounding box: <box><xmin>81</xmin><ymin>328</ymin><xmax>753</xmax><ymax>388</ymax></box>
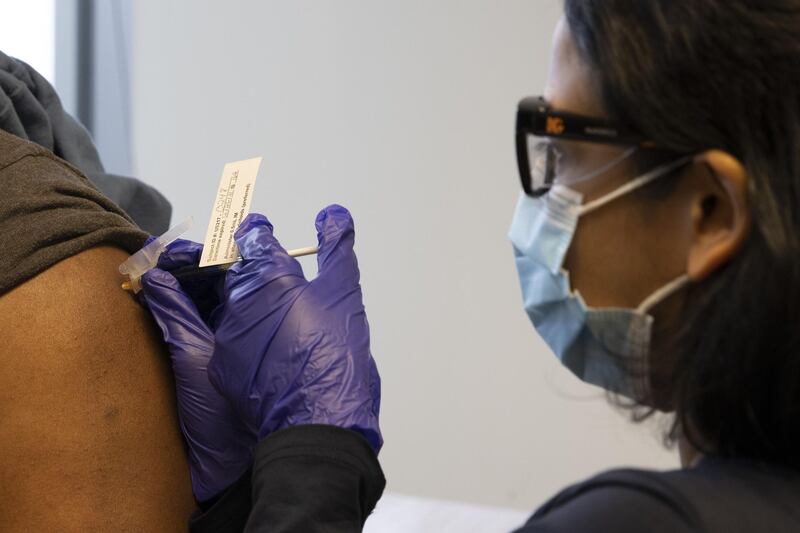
<box><xmin>508</xmin><ymin>156</ymin><xmax>693</xmax><ymax>397</ymax></box>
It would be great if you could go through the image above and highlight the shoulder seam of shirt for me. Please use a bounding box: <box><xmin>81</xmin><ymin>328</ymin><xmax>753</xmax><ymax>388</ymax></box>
<box><xmin>0</xmin><ymin>144</ymin><xmax>94</xmax><ymax>188</ymax></box>
<box><xmin>0</xmin><ymin>130</ymin><xmax>92</xmax><ymax>180</ymax></box>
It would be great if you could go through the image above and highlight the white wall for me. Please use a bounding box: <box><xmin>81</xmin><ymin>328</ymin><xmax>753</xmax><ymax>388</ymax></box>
<box><xmin>130</xmin><ymin>0</ymin><xmax>678</xmax><ymax>511</ymax></box>
<box><xmin>0</xmin><ymin>0</ymin><xmax>54</xmax><ymax>82</ymax></box>
<box><xmin>56</xmin><ymin>0</ymin><xmax>134</xmax><ymax>175</ymax></box>
<box><xmin>92</xmin><ymin>0</ymin><xmax>134</xmax><ymax>175</ymax></box>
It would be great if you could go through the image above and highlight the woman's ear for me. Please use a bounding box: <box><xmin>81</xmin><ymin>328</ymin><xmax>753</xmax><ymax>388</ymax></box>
<box><xmin>686</xmin><ymin>150</ymin><xmax>750</xmax><ymax>281</ymax></box>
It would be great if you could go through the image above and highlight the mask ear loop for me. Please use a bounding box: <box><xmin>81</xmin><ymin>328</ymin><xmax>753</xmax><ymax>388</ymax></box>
<box><xmin>636</xmin><ymin>274</ymin><xmax>691</xmax><ymax>314</ymax></box>
<box><xmin>579</xmin><ymin>155</ymin><xmax>694</xmax><ymax>217</ymax></box>
<box><xmin>576</xmin><ymin>153</ymin><xmax>696</xmax><ymax>314</ymax></box>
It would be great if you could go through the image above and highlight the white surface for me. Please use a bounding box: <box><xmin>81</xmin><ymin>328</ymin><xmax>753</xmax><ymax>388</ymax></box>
<box><xmin>0</xmin><ymin>0</ymin><xmax>55</xmax><ymax>82</ymax></box>
<box><xmin>364</xmin><ymin>493</ymin><xmax>529</xmax><ymax>533</ymax></box>
<box><xmin>130</xmin><ymin>0</ymin><xmax>679</xmax><ymax>510</ymax></box>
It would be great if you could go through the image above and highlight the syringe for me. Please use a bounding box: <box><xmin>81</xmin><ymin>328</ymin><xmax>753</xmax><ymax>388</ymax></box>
<box><xmin>119</xmin><ymin>218</ymin><xmax>317</xmax><ymax>292</ymax></box>
<box><xmin>148</xmin><ymin>246</ymin><xmax>318</xmax><ymax>288</ymax></box>
<box><xmin>119</xmin><ymin>217</ymin><xmax>195</xmax><ymax>293</ymax></box>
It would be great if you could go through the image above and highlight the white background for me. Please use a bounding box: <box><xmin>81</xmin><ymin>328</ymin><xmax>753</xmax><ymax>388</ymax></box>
<box><xmin>0</xmin><ymin>0</ymin><xmax>54</xmax><ymax>82</ymax></box>
<box><xmin>129</xmin><ymin>0</ymin><xmax>678</xmax><ymax>511</ymax></box>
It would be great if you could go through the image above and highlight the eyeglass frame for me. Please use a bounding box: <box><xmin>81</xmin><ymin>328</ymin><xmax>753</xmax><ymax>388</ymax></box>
<box><xmin>516</xmin><ymin>96</ymin><xmax>663</xmax><ymax>197</ymax></box>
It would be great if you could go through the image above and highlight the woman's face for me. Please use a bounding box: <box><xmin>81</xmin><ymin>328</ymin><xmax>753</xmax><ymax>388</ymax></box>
<box><xmin>541</xmin><ymin>15</ymin><xmax>750</xmax><ymax>466</ymax></box>
<box><xmin>543</xmin><ymin>18</ymin><xmax>694</xmax><ymax>310</ymax></box>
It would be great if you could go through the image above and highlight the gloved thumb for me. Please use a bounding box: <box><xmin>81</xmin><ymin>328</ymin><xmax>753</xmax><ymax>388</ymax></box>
<box><xmin>315</xmin><ymin>204</ymin><xmax>360</xmax><ymax>287</ymax></box>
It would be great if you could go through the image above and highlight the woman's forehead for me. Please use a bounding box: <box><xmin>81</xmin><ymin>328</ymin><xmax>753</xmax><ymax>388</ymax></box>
<box><xmin>544</xmin><ymin>17</ymin><xmax>606</xmax><ymax>119</ymax></box>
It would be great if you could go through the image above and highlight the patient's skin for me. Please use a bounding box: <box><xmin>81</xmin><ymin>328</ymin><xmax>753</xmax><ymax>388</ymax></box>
<box><xmin>0</xmin><ymin>246</ymin><xmax>195</xmax><ymax>531</ymax></box>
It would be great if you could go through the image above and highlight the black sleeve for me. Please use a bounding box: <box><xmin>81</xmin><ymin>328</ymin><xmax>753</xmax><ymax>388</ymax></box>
<box><xmin>190</xmin><ymin>424</ymin><xmax>386</xmax><ymax>533</ymax></box>
<box><xmin>513</xmin><ymin>471</ymin><xmax>700</xmax><ymax>533</ymax></box>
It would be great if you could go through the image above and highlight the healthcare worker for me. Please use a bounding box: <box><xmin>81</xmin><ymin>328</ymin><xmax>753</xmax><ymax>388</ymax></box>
<box><xmin>141</xmin><ymin>1</ymin><xmax>800</xmax><ymax>531</ymax></box>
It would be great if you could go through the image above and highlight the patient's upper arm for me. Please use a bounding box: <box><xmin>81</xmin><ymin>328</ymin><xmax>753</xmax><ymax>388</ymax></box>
<box><xmin>0</xmin><ymin>246</ymin><xmax>195</xmax><ymax>532</ymax></box>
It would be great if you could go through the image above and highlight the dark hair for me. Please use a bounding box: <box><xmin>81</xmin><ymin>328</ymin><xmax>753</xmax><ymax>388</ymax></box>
<box><xmin>564</xmin><ymin>0</ymin><xmax>800</xmax><ymax>467</ymax></box>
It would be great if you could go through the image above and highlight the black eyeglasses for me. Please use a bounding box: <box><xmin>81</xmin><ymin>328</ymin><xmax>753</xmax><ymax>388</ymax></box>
<box><xmin>516</xmin><ymin>96</ymin><xmax>657</xmax><ymax>197</ymax></box>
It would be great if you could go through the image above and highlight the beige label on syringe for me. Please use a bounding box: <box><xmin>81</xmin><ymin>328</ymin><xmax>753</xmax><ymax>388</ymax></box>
<box><xmin>199</xmin><ymin>157</ymin><xmax>262</xmax><ymax>267</ymax></box>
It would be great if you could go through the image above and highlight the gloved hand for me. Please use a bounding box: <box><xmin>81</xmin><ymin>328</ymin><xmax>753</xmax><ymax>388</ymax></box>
<box><xmin>209</xmin><ymin>205</ymin><xmax>383</xmax><ymax>452</ymax></box>
<box><xmin>138</xmin><ymin>239</ymin><xmax>256</xmax><ymax>503</ymax></box>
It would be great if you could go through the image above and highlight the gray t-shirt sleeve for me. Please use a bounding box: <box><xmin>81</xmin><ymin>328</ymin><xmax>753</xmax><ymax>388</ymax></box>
<box><xmin>0</xmin><ymin>130</ymin><xmax>147</xmax><ymax>295</ymax></box>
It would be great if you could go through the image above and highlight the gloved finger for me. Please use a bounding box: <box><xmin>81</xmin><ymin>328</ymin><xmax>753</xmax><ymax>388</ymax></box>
<box><xmin>367</xmin><ymin>356</ymin><xmax>383</xmax><ymax>453</ymax></box>
<box><xmin>232</xmin><ymin>213</ymin><xmax>304</xmax><ymax>277</ymax></box>
<box><xmin>141</xmin><ymin>236</ymin><xmax>204</xmax><ymax>271</ymax></box>
<box><xmin>158</xmin><ymin>239</ymin><xmax>205</xmax><ymax>271</ymax></box>
<box><xmin>315</xmin><ymin>204</ymin><xmax>360</xmax><ymax>287</ymax></box>
<box><xmin>140</xmin><ymin>268</ymin><xmax>214</xmax><ymax>358</ymax></box>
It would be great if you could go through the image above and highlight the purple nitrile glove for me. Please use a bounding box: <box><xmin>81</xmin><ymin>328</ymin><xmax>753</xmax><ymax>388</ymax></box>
<box><xmin>208</xmin><ymin>205</ymin><xmax>383</xmax><ymax>452</ymax></box>
<box><xmin>138</xmin><ymin>238</ymin><xmax>257</xmax><ymax>503</ymax></box>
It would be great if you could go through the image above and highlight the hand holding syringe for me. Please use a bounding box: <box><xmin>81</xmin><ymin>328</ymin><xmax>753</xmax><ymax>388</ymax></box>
<box><xmin>132</xmin><ymin>205</ymin><xmax>381</xmax><ymax>503</ymax></box>
<box><xmin>118</xmin><ymin>217</ymin><xmax>317</xmax><ymax>292</ymax></box>
<box><xmin>119</xmin><ymin>157</ymin><xmax>317</xmax><ymax>293</ymax></box>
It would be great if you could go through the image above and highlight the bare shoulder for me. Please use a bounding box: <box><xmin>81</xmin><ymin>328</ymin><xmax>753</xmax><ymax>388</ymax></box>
<box><xmin>0</xmin><ymin>246</ymin><xmax>195</xmax><ymax>532</ymax></box>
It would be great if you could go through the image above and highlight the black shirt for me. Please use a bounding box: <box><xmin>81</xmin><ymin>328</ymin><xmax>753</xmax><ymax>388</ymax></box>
<box><xmin>516</xmin><ymin>455</ymin><xmax>800</xmax><ymax>532</ymax></box>
<box><xmin>192</xmin><ymin>426</ymin><xmax>800</xmax><ymax>532</ymax></box>
<box><xmin>190</xmin><ymin>425</ymin><xmax>386</xmax><ymax>533</ymax></box>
